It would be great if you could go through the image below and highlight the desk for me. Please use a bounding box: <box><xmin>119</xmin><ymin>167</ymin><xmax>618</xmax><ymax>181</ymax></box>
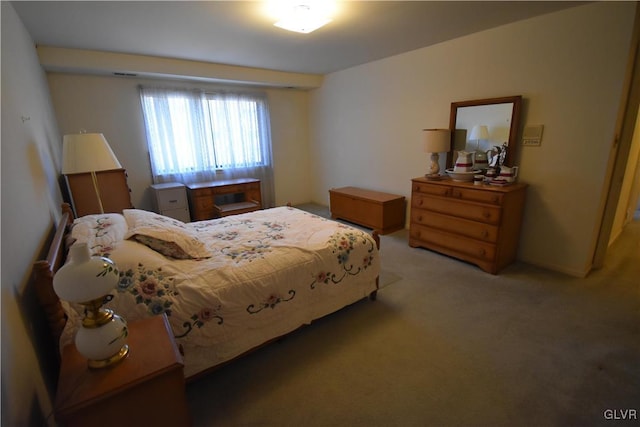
<box><xmin>186</xmin><ymin>178</ymin><xmax>262</xmax><ymax>221</ymax></box>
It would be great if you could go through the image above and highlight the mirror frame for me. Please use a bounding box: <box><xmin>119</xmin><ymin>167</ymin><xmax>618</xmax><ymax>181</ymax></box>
<box><xmin>447</xmin><ymin>95</ymin><xmax>522</xmax><ymax>169</ymax></box>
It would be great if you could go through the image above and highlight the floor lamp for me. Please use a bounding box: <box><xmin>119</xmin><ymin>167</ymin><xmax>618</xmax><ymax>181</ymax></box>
<box><xmin>62</xmin><ymin>133</ymin><xmax>122</xmax><ymax>215</ymax></box>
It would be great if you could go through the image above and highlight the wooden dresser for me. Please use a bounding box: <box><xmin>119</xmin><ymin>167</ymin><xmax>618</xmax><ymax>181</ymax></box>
<box><xmin>409</xmin><ymin>177</ymin><xmax>527</xmax><ymax>274</ymax></box>
<box><xmin>187</xmin><ymin>178</ymin><xmax>261</xmax><ymax>221</ymax></box>
<box><xmin>329</xmin><ymin>186</ymin><xmax>406</xmax><ymax>234</ymax></box>
<box><xmin>65</xmin><ymin>169</ymin><xmax>133</xmax><ymax>217</ymax></box>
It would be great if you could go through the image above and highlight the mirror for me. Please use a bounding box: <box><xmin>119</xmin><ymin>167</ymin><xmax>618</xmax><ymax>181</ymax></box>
<box><xmin>447</xmin><ymin>95</ymin><xmax>522</xmax><ymax>169</ymax></box>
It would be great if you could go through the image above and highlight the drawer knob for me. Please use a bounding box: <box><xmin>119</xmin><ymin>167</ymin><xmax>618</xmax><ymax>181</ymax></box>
<box><xmin>481</xmin><ymin>230</ymin><xmax>489</xmax><ymax>238</ymax></box>
<box><xmin>169</xmin><ymin>199</ymin><xmax>178</xmax><ymax>203</ymax></box>
<box><xmin>479</xmin><ymin>249</ymin><xmax>486</xmax><ymax>256</ymax></box>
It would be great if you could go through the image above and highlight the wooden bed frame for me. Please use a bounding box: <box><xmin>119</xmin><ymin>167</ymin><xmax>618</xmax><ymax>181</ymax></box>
<box><xmin>33</xmin><ymin>203</ymin><xmax>380</xmax><ymax>377</ymax></box>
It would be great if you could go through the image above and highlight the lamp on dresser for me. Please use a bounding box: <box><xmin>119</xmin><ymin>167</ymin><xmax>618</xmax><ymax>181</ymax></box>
<box><xmin>62</xmin><ymin>132</ymin><xmax>133</xmax><ymax>217</ymax></box>
<box><xmin>469</xmin><ymin>125</ymin><xmax>490</xmax><ymax>170</ymax></box>
<box><xmin>423</xmin><ymin>128</ymin><xmax>451</xmax><ymax>180</ymax></box>
<box><xmin>469</xmin><ymin>125</ymin><xmax>490</xmax><ymax>148</ymax></box>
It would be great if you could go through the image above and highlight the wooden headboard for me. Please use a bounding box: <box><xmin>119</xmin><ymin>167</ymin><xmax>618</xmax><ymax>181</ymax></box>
<box><xmin>33</xmin><ymin>203</ymin><xmax>75</xmax><ymax>350</ymax></box>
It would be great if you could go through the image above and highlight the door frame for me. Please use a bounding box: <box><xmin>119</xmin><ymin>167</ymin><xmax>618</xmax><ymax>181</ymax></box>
<box><xmin>592</xmin><ymin>3</ymin><xmax>640</xmax><ymax>268</ymax></box>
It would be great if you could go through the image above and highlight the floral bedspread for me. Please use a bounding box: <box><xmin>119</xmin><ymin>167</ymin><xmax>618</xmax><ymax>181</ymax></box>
<box><xmin>62</xmin><ymin>207</ymin><xmax>379</xmax><ymax>377</ymax></box>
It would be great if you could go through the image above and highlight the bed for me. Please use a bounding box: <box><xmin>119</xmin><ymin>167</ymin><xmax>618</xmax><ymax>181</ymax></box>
<box><xmin>34</xmin><ymin>204</ymin><xmax>380</xmax><ymax>379</ymax></box>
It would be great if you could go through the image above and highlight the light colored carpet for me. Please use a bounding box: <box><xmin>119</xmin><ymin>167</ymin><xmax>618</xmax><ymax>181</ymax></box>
<box><xmin>186</xmin><ymin>204</ymin><xmax>640</xmax><ymax>427</ymax></box>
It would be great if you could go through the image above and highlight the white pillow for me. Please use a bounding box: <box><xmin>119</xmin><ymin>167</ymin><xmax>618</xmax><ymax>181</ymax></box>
<box><xmin>123</xmin><ymin>209</ymin><xmax>210</xmax><ymax>259</ymax></box>
<box><xmin>69</xmin><ymin>213</ymin><xmax>128</xmax><ymax>256</ymax></box>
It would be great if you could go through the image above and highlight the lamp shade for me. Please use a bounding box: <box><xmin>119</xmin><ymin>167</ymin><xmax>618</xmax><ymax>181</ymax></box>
<box><xmin>53</xmin><ymin>243</ymin><xmax>119</xmax><ymax>303</ymax></box>
<box><xmin>423</xmin><ymin>129</ymin><xmax>451</xmax><ymax>153</ymax></box>
<box><xmin>62</xmin><ymin>133</ymin><xmax>122</xmax><ymax>174</ymax></box>
<box><xmin>469</xmin><ymin>125</ymin><xmax>489</xmax><ymax>141</ymax></box>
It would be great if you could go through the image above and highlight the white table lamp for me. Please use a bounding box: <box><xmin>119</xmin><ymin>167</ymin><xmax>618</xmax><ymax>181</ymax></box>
<box><xmin>53</xmin><ymin>243</ymin><xmax>129</xmax><ymax>368</ymax></box>
<box><xmin>423</xmin><ymin>129</ymin><xmax>451</xmax><ymax>179</ymax></box>
<box><xmin>469</xmin><ymin>125</ymin><xmax>490</xmax><ymax>150</ymax></box>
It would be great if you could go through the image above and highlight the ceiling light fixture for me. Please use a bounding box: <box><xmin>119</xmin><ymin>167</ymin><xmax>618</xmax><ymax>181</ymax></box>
<box><xmin>271</xmin><ymin>1</ymin><xmax>334</xmax><ymax>34</ymax></box>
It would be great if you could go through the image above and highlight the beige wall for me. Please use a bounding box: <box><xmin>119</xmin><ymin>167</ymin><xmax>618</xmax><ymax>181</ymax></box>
<box><xmin>309</xmin><ymin>2</ymin><xmax>635</xmax><ymax>276</ymax></box>
<box><xmin>46</xmin><ymin>74</ymin><xmax>312</xmax><ymax>210</ymax></box>
<box><xmin>1</xmin><ymin>3</ymin><xmax>63</xmax><ymax>425</ymax></box>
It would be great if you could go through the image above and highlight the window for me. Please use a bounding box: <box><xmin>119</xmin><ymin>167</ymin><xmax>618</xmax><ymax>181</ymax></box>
<box><xmin>139</xmin><ymin>86</ymin><xmax>274</xmax><ymax>207</ymax></box>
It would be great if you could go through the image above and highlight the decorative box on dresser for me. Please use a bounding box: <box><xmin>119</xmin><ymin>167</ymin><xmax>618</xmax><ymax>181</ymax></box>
<box><xmin>54</xmin><ymin>315</ymin><xmax>190</xmax><ymax>427</ymax></box>
<box><xmin>409</xmin><ymin>177</ymin><xmax>527</xmax><ymax>274</ymax></box>
<box><xmin>150</xmin><ymin>182</ymin><xmax>191</xmax><ymax>222</ymax></box>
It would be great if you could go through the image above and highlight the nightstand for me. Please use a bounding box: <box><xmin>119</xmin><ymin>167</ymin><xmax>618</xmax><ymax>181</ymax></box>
<box><xmin>55</xmin><ymin>315</ymin><xmax>190</xmax><ymax>427</ymax></box>
<box><xmin>150</xmin><ymin>182</ymin><xmax>191</xmax><ymax>222</ymax></box>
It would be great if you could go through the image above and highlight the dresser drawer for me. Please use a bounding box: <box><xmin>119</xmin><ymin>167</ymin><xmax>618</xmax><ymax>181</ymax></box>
<box><xmin>412</xmin><ymin>181</ymin><xmax>451</xmax><ymax>197</ymax></box>
<box><xmin>157</xmin><ymin>188</ymin><xmax>187</xmax><ymax>211</ymax></box>
<box><xmin>409</xmin><ymin>224</ymin><xmax>496</xmax><ymax>262</ymax></box>
<box><xmin>411</xmin><ymin>209</ymin><xmax>498</xmax><ymax>243</ymax></box>
<box><xmin>412</xmin><ymin>194</ymin><xmax>501</xmax><ymax>225</ymax></box>
<box><xmin>450</xmin><ymin>188</ymin><xmax>503</xmax><ymax>205</ymax></box>
<box><xmin>191</xmin><ymin>187</ymin><xmax>214</xmax><ymax>197</ymax></box>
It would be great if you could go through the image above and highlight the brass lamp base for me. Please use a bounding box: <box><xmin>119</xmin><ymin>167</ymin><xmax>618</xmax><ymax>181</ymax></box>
<box><xmin>424</xmin><ymin>174</ymin><xmax>443</xmax><ymax>181</ymax></box>
<box><xmin>88</xmin><ymin>344</ymin><xmax>130</xmax><ymax>369</ymax></box>
<box><xmin>76</xmin><ymin>297</ymin><xmax>130</xmax><ymax>369</ymax></box>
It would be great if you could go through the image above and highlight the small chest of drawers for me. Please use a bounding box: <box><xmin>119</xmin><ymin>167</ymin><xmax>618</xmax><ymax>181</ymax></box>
<box><xmin>409</xmin><ymin>177</ymin><xmax>527</xmax><ymax>274</ymax></box>
<box><xmin>150</xmin><ymin>182</ymin><xmax>191</xmax><ymax>222</ymax></box>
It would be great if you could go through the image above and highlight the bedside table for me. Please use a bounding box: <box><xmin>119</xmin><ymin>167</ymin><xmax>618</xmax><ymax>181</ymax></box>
<box><xmin>55</xmin><ymin>315</ymin><xmax>190</xmax><ymax>427</ymax></box>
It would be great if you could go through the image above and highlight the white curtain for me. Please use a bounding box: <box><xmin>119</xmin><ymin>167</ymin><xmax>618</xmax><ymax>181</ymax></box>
<box><xmin>139</xmin><ymin>86</ymin><xmax>275</xmax><ymax>208</ymax></box>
